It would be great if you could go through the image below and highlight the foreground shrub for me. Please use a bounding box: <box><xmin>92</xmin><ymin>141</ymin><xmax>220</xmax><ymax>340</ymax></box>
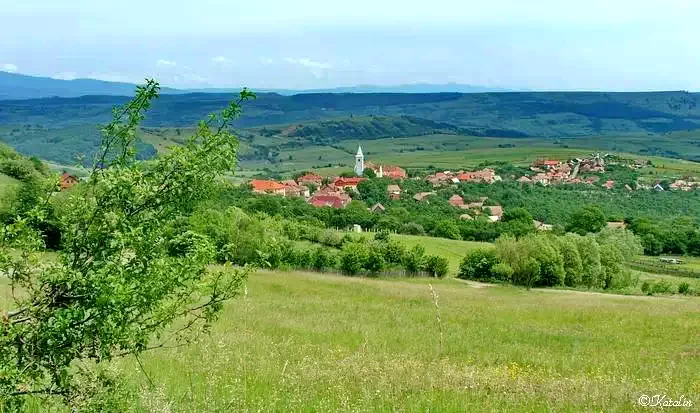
<box><xmin>381</xmin><ymin>239</ymin><xmax>406</xmax><ymax>264</ymax></box>
<box><xmin>491</xmin><ymin>262</ymin><xmax>514</xmax><ymax>282</ymax></box>
<box><xmin>423</xmin><ymin>255</ymin><xmax>449</xmax><ymax>277</ymax></box>
<box><xmin>312</xmin><ymin>247</ymin><xmax>337</xmax><ymax>271</ymax></box>
<box><xmin>339</xmin><ymin>241</ymin><xmax>370</xmax><ymax>275</ymax></box>
<box><xmin>458</xmin><ymin>248</ymin><xmax>499</xmax><ymax>281</ymax></box>
<box><xmin>678</xmin><ymin>282</ymin><xmax>690</xmax><ymax>295</ymax></box>
<box><xmin>402</xmin><ymin>245</ymin><xmax>426</xmax><ymax>275</ymax></box>
<box><xmin>651</xmin><ymin>280</ymin><xmax>673</xmax><ymax>295</ymax></box>
<box><xmin>365</xmin><ymin>248</ymin><xmax>386</xmax><ymax>275</ymax></box>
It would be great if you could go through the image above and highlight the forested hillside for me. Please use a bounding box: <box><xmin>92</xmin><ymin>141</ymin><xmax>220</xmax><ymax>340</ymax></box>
<box><xmin>2</xmin><ymin>90</ymin><xmax>700</xmax><ymax>164</ymax></box>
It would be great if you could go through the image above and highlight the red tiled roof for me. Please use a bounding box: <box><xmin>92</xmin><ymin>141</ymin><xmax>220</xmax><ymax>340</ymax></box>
<box><xmin>309</xmin><ymin>194</ymin><xmax>348</xmax><ymax>208</ymax></box>
<box><xmin>448</xmin><ymin>194</ymin><xmax>464</xmax><ymax>206</ymax></box>
<box><xmin>251</xmin><ymin>179</ymin><xmax>285</xmax><ymax>191</ymax></box>
<box><xmin>334</xmin><ymin>177</ymin><xmax>367</xmax><ymax>187</ymax></box>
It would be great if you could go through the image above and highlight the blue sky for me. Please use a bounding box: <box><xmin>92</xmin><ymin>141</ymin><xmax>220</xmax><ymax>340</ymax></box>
<box><xmin>1</xmin><ymin>0</ymin><xmax>699</xmax><ymax>90</ymax></box>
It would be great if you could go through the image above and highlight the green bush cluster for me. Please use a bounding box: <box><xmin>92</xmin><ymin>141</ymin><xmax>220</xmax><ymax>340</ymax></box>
<box><xmin>459</xmin><ymin>229</ymin><xmax>643</xmax><ymax>290</ymax></box>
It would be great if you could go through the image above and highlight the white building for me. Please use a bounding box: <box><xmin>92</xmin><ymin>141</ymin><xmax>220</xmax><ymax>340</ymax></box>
<box><xmin>354</xmin><ymin>145</ymin><xmax>364</xmax><ymax>176</ymax></box>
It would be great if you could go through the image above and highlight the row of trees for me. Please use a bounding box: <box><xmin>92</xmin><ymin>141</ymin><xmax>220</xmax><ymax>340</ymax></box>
<box><xmin>187</xmin><ymin>205</ymin><xmax>449</xmax><ymax>277</ymax></box>
<box><xmin>459</xmin><ymin>229</ymin><xmax>643</xmax><ymax>290</ymax></box>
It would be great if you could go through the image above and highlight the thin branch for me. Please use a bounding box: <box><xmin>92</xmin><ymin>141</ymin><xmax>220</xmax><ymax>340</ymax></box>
<box><xmin>135</xmin><ymin>353</ymin><xmax>155</xmax><ymax>389</ymax></box>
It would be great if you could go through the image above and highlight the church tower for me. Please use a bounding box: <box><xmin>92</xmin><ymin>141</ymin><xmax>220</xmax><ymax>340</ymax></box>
<box><xmin>354</xmin><ymin>145</ymin><xmax>364</xmax><ymax>176</ymax></box>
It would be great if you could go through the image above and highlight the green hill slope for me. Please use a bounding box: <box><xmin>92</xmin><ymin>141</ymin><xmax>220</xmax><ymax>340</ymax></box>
<box><xmin>2</xmin><ymin>91</ymin><xmax>700</xmax><ymax>165</ymax></box>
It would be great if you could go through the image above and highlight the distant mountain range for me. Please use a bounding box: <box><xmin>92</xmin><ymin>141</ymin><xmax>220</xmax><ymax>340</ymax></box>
<box><xmin>0</xmin><ymin>71</ymin><xmax>510</xmax><ymax>100</ymax></box>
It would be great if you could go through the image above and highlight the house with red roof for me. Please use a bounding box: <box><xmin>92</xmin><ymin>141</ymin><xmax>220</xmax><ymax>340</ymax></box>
<box><xmin>448</xmin><ymin>194</ymin><xmax>464</xmax><ymax>207</ymax></box>
<box><xmin>308</xmin><ymin>192</ymin><xmax>351</xmax><ymax>208</ymax></box>
<box><xmin>297</xmin><ymin>172</ymin><xmax>323</xmax><ymax>187</ymax></box>
<box><xmin>334</xmin><ymin>177</ymin><xmax>367</xmax><ymax>191</ymax></box>
<box><xmin>59</xmin><ymin>172</ymin><xmax>79</xmax><ymax>191</ymax></box>
<box><xmin>250</xmin><ymin>179</ymin><xmax>286</xmax><ymax>195</ymax></box>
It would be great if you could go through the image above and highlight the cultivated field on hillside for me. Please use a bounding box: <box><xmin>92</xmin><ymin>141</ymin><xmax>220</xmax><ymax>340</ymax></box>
<box><xmin>10</xmin><ymin>269</ymin><xmax>695</xmax><ymax>412</ymax></box>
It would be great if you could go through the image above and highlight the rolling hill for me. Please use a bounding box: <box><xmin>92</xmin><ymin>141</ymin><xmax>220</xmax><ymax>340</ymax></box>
<box><xmin>1</xmin><ymin>90</ymin><xmax>700</xmax><ymax>165</ymax></box>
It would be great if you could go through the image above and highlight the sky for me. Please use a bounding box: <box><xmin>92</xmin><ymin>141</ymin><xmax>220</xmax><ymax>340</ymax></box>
<box><xmin>1</xmin><ymin>0</ymin><xmax>699</xmax><ymax>91</ymax></box>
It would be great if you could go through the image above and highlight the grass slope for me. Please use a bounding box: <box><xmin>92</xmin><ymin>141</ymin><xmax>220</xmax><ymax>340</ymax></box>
<box><xmin>393</xmin><ymin>234</ymin><xmax>491</xmax><ymax>274</ymax></box>
<box><xmin>100</xmin><ymin>270</ymin><xmax>699</xmax><ymax>411</ymax></box>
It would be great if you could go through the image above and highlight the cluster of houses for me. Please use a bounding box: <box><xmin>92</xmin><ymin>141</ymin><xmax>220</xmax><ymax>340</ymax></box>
<box><xmin>426</xmin><ymin>168</ymin><xmax>501</xmax><ymax>187</ymax></box>
<box><xmin>518</xmin><ymin>157</ymin><xmax>604</xmax><ymax>187</ymax></box>
<box><xmin>669</xmin><ymin>179</ymin><xmax>700</xmax><ymax>191</ymax></box>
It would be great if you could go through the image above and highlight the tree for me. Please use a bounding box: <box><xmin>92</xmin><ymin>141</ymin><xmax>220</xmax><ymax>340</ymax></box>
<box><xmin>499</xmin><ymin>207</ymin><xmax>536</xmax><ymax>238</ymax></box>
<box><xmin>432</xmin><ymin>219</ymin><xmax>461</xmax><ymax>240</ymax></box>
<box><xmin>558</xmin><ymin>235</ymin><xmax>583</xmax><ymax>287</ymax></box>
<box><xmin>362</xmin><ymin>168</ymin><xmax>377</xmax><ymax>178</ymax></box>
<box><xmin>575</xmin><ymin>235</ymin><xmax>603</xmax><ymax>288</ymax></box>
<box><xmin>0</xmin><ymin>81</ymin><xmax>253</xmax><ymax>408</ymax></box>
<box><xmin>458</xmin><ymin>248</ymin><xmax>499</xmax><ymax>281</ymax></box>
<box><xmin>566</xmin><ymin>204</ymin><xmax>606</xmax><ymax>235</ymax></box>
<box><xmin>525</xmin><ymin>234</ymin><xmax>565</xmax><ymax>287</ymax></box>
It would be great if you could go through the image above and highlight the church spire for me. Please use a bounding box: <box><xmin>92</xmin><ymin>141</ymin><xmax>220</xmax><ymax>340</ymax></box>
<box><xmin>354</xmin><ymin>145</ymin><xmax>364</xmax><ymax>176</ymax></box>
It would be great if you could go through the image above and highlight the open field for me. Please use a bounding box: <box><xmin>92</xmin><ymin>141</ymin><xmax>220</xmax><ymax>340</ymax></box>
<box><xmin>229</xmin><ymin>133</ymin><xmax>700</xmax><ymax>177</ymax></box>
<box><xmin>393</xmin><ymin>234</ymin><xmax>491</xmax><ymax>274</ymax></box>
<box><xmin>58</xmin><ymin>270</ymin><xmax>699</xmax><ymax>411</ymax></box>
<box><xmin>630</xmin><ymin>256</ymin><xmax>700</xmax><ymax>279</ymax></box>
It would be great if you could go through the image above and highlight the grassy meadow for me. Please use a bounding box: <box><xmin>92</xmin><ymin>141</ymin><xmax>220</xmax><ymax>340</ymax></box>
<box><xmin>67</xmin><ymin>270</ymin><xmax>700</xmax><ymax>411</ymax></box>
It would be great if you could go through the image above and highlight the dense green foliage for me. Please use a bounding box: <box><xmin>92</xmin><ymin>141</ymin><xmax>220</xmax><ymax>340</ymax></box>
<box><xmin>459</xmin><ymin>230</ymin><xmax>642</xmax><ymax>291</ymax></box>
<box><xmin>0</xmin><ymin>81</ymin><xmax>252</xmax><ymax>409</ymax></box>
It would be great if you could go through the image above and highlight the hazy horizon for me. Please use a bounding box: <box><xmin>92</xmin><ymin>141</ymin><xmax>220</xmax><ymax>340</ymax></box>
<box><xmin>2</xmin><ymin>0</ymin><xmax>700</xmax><ymax>92</ymax></box>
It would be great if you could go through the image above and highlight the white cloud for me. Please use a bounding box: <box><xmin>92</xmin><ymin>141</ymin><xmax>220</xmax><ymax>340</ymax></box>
<box><xmin>284</xmin><ymin>57</ymin><xmax>332</xmax><ymax>70</ymax></box>
<box><xmin>52</xmin><ymin>71</ymin><xmax>77</xmax><ymax>80</ymax></box>
<box><xmin>156</xmin><ymin>59</ymin><xmax>177</xmax><ymax>67</ymax></box>
<box><xmin>212</xmin><ymin>56</ymin><xmax>231</xmax><ymax>63</ymax></box>
<box><xmin>2</xmin><ymin>63</ymin><xmax>18</xmax><ymax>73</ymax></box>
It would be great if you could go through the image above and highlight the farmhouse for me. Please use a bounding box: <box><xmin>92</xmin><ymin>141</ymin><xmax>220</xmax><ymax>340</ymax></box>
<box><xmin>370</xmin><ymin>203</ymin><xmax>386</xmax><ymax>213</ymax></box>
<box><xmin>413</xmin><ymin>192</ymin><xmax>436</xmax><ymax>202</ymax></box>
<box><xmin>334</xmin><ymin>177</ymin><xmax>367</xmax><ymax>191</ymax></box>
<box><xmin>366</xmin><ymin>162</ymin><xmax>407</xmax><ymax>180</ymax></box>
<box><xmin>308</xmin><ymin>189</ymin><xmax>351</xmax><ymax>208</ymax></box>
<box><xmin>448</xmin><ymin>194</ymin><xmax>464</xmax><ymax>207</ymax></box>
<box><xmin>483</xmin><ymin>205</ymin><xmax>504</xmax><ymax>221</ymax></box>
<box><xmin>59</xmin><ymin>172</ymin><xmax>80</xmax><ymax>190</ymax></box>
<box><xmin>387</xmin><ymin>184</ymin><xmax>401</xmax><ymax>200</ymax></box>
<box><xmin>297</xmin><ymin>172</ymin><xmax>323</xmax><ymax>186</ymax></box>
<box><xmin>251</xmin><ymin>179</ymin><xmax>286</xmax><ymax>196</ymax></box>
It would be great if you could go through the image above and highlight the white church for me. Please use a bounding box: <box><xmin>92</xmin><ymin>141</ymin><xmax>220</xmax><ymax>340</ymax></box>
<box><xmin>354</xmin><ymin>145</ymin><xmax>386</xmax><ymax>177</ymax></box>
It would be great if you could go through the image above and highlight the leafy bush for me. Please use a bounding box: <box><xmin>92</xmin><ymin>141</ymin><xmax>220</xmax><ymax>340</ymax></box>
<box><xmin>432</xmin><ymin>220</ymin><xmax>461</xmax><ymax>240</ymax></box>
<box><xmin>365</xmin><ymin>248</ymin><xmax>386</xmax><ymax>275</ymax></box>
<box><xmin>339</xmin><ymin>241</ymin><xmax>369</xmax><ymax>275</ymax></box>
<box><xmin>400</xmin><ymin>222</ymin><xmax>425</xmax><ymax>235</ymax></box>
<box><xmin>319</xmin><ymin>229</ymin><xmax>344</xmax><ymax>248</ymax></box>
<box><xmin>402</xmin><ymin>245</ymin><xmax>426</xmax><ymax>275</ymax></box>
<box><xmin>312</xmin><ymin>247</ymin><xmax>337</xmax><ymax>271</ymax></box>
<box><xmin>641</xmin><ymin>281</ymin><xmax>652</xmax><ymax>295</ymax></box>
<box><xmin>678</xmin><ymin>282</ymin><xmax>690</xmax><ymax>295</ymax></box>
<box><xmin>651</xmin><ymin>280</ymin><xmax>673</xmax><ymax>294</ymax></box>
<box><xmin>491</xmin><ymin>262</ymin><xmax>514</xmax><ymax>282</ymax></box>
<box><xmin>423</xmin><ymin>255</ymin><xmax>449</xmax><ymax>278</ymax></box>
<box><xmin>381</xmin><ymin>239</ymin><xmax>406</xmax><ymax>264</ymax></box>
<box><xmin>458</xmin><ymin>248</ymin><xmax>499</xmax><ymax>281</ymax></box>
<box><xmin>374</xmin><ymin>229</ymin><xmax>391</xmax><ymax>242</ymax></box>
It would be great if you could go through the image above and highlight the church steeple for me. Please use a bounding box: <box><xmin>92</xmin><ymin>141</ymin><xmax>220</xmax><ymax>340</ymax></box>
<box><xmin>354</xmin><ymin>145</ymin><xmax>364</xmax><ymax>176</ymax></box>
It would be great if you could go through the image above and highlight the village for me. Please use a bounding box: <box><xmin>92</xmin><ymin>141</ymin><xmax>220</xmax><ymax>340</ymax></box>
<box><xmin>244</xmin><ymin>147</ymin><xmax>700</xmax><ymax>219</ymax></box>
